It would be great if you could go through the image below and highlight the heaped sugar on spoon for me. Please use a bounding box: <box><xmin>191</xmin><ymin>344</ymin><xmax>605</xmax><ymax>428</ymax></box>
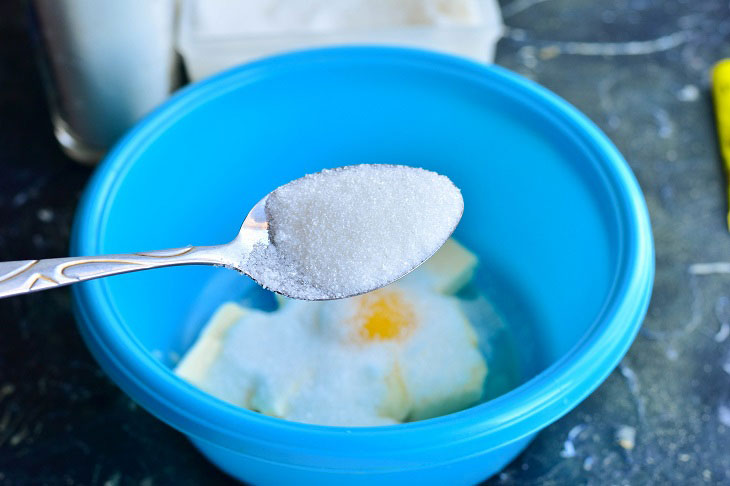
<box><xmin>0</xmin><ymin>164</ymin><xmax>463</xmax><ymax>300</ymax></box>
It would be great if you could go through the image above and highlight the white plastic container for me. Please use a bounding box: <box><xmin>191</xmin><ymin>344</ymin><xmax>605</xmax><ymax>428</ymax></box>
<box><xmin>177</xmin><ymin>0</ymin><xmax>503</xmax><ymax>82</ymax></box>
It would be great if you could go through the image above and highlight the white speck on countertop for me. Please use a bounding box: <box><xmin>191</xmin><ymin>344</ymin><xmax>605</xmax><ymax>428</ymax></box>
<box><xmin>715</xmin><ymin>322</ymin><xmax>730</xmax><ymax>343</ymax></box>
<box><xmin>718</xmin><ymin>405</ymin><xmax>730</xmax><ymax>427</ymax></box>
<box><xmin>504</xmin><ymin>30</ymin><xmax>690</xmax><ymax>56</ymax></box>
<box><xmin>689</xmin><ymin>262</ymin><xmax>730</xmax><ymax>275</ymax></box>
<box><xmin>36</xmin><ymin>208</ymin><xmax>54</xmax><ymax>223</ymax></box>
<box><xmin>561</xmin><ymin>424</ymin><xmax>586</xmax><ymax>458</ymax></box>
<box><xmin>677</xmin><ymin>84</ymin><xmax>700</xmax><ymax>102</ymax></box>
<box><xmin>616</xmin><ymin>425</ymin><xmax>636</xmax><ymax>450</ymax></box>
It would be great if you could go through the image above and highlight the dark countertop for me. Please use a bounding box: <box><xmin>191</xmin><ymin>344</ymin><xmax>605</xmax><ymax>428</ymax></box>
<box><xmin>0</xmin><ymin>0</ymin><xmax>728</xmax><ymax>484</ymax></box>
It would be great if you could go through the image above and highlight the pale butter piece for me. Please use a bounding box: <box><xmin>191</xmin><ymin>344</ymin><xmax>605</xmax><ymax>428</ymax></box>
<box><xmin>242</xmin><ymin>301</ymin><xmax>321</xmax><ymax>417</ymax></box>
<box><xmin>377</xmin><ymin>361</ymin><xmax>411</xmax><ymax>423</ymax></box>
<box><xmin>396</xmin><ymin>237</ymin><xmax>478</xmax><ymax>294</ymax></box>
<box><xmin>175</xmin><ymin>302</ymin><xmax>247</xmax><ymax>384</ymax></box>
<box><xmin>396</xmin><ymin>293</ymin><xmax>487</xmax><ymax>421</ymax></box>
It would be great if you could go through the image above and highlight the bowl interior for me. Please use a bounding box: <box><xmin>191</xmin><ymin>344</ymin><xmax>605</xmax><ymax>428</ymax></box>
<box><xmin>86</xmin><ymin>51</ymin><xmax>621</xmax><ymax>409</ymax></box>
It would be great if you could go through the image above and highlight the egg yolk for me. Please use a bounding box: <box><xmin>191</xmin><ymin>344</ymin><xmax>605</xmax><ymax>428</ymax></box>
<box><xmin>356</xmin><ymin>290</ymin><xmax>415</xmax><ymax>340</ymax></box>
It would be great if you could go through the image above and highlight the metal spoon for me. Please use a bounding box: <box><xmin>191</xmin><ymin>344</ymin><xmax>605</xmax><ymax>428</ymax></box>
<box><xmin>0</xmin><ymin>194</ymin><xmax>460</xmax><ymax>301</ymax></box>
<box><xmin>0</xmin><ymin>164</ymin><xmax>463</xmax><ymax>301</ymax></box>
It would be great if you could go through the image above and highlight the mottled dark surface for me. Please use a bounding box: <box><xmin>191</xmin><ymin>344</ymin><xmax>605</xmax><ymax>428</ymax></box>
<box><xmin>491</xmin><ymin>0</ymin><xmax>730</xmax><ymax>484</ymax></box>
<box><xmin>0</xmin><ymin>0</ymin><xmax>729</xmax><ymax>484</ymax></box>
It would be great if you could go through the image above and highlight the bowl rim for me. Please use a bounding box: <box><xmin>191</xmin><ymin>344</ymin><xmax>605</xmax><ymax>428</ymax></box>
<box><xmin>71</xmin><ymin>46</ymin><xmax>654</xmax><ymax>465</ymax></box>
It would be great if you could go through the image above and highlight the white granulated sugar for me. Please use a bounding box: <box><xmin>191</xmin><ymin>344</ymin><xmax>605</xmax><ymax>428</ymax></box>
<box><xmin>246</xmin><ymin>164</ymin><xmax>463</xmax><ymax>300</ymax></box>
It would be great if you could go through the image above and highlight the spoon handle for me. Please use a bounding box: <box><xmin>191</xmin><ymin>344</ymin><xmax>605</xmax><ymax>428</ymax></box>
<box><xmin>0</xmin><ymin>245</ymin><xmax>230</xmax><ymax>299</ymax></box>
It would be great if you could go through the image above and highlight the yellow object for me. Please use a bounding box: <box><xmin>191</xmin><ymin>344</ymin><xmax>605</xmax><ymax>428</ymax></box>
<box><xmin>355</xmin><ymin>289</ymin><xmax>415</xmax><ymax>341</ymax></box>
<box><xmin>712</xmin><ymin>59</ymin><xmax>730</xmax><ymax>230</ymax></box>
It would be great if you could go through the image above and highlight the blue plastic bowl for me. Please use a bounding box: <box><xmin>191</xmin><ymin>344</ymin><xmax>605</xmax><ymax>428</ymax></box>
<box><xmin>71</xmin><ymin>47</ymin><xmax>653</xmax><ymax>485</ymax></box>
